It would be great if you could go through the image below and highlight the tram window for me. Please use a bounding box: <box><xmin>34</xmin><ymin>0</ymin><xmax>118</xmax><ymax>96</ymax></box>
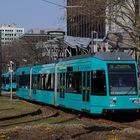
<box><xmin>91</xmin><ymin>70</ymin><xmax>106</xmax><ymax>96</ymax></box>
<box><xmin>16</xmin><ymin>76</ymin><xmax>19</xmax><ymax>90</ymax></box>
<box><xmin>2</xmin><ymin>77</ymin><xmax>9</xmax><ymax>84</ymax></box>
<box><xmin>60</xmin><ymin>73</ymin><xmax>65</xmax><ymax>88</ymax></box>
<box><xmin>38</xmin><ymin>74</ymin><xmax>46</xmax><ymax>90</ymax></box>
<box><xmin>32</xmin><ymin>75</ymin><xmax>38</xmax><ymax>89</ymax></box>
<box><xmin>2</xmin><ymin>77</ymin><xmax>5</xmax><ymax>83</ymax></box>
<box><xmin>67</xmin><ymin>67</ymin><xmax>73</xmax><ymax>72</ymax></box>
<box><xmin>45</xmin><ymin>73</ymin><xmax>54</xmax><ymax>91</ymax></box>
<box><xmin>19</xmin><ymin>75</ymin><xmax>30</xmax><ymax>87</ymax></box>
<box><xmin>57</xmin><ymin>74</ymin><xmax>60</xmax><ymax>91</ymax></box>
<box><xmin>6</xmin><ymin>78</ymin><xmax>9</xmax><ymax>84</ymax></box>
<box><xmin>32</xmin><ymin>74</ymin><xmax>40</xmax><ymax>89</ymax></box>
<box><xmin>38</xmin><ymin>75</ymin><xmax>40</xmax><ymax>89</ymax></box>
<box><xmin>66</xmin><ymin>72</ymin><xmax>82</xmax><ymax>94</ymax></box>
<box><xmin>60</xmin><ymin>73</ymin><xmax>65</xmax><ymax>98</ymax></box>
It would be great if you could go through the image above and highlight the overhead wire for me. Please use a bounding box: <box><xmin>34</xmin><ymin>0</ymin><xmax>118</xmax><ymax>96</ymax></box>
<box><xmin>41</xmin><ymin>0</ymin><xmax>66</xmax><ymax>31</ymax></box>
<box><xmin>41</xmin><ymin>0</ymin><xmax>66</xmax><ymax>8</ymax></box>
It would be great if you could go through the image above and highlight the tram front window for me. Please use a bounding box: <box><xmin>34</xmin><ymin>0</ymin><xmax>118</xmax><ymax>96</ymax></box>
<box><xmin>108</xmin><ymin>64</ymin><xmax>137</xmax><ymax>95</ymax></box>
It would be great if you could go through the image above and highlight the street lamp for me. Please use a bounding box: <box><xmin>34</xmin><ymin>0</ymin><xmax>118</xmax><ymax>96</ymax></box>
<box><xmin>8</xmin><ymin>61</ymin><xmax>14</xmax><ymax>100</ymax></box>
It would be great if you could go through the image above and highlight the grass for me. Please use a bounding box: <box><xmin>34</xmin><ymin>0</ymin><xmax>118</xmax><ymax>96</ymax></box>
<box><xmin>0</xmin><ymin>96</ymin><xmax>39</xmax><ymax>119</ymax></box>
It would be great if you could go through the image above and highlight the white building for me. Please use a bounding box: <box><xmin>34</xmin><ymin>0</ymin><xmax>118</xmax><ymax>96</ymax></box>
<box><xmin>0</xmin><ymin>24</ymin><xmax>24</xmax><ymax>45</ymax></box>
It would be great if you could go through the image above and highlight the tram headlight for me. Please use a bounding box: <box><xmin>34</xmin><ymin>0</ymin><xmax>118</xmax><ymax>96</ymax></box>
<box><xmin>132</xmin><ymin>99</ymin><xmax>139</xmax><ymax>104</ymax></box>
<box><xmin>110</xmin><ymin>99</ymin><xmax>117</xmax><ymax>104</ymax></box>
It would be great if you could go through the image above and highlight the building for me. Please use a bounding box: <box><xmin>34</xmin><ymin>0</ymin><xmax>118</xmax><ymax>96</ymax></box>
<box><xmin>0</xmin><ymin>24</ymin><xmax>24</xmax><ymax>45</ymax></box>
<box><xmin>21</xmin><ymin>28</ymin><xmax>65</xmax><ymax>45</ymax></box>
<box><xmin>67</xmin><ymin>0</ymin><xmax>140</xmax><ymax>38</ymax></box>
<box><xmin>135</xmin><ymin>0</ymin><xmax>140</xmax><ymax>13</ymax></box>
<box><xmin>19</xmin><ymin>28</ymin><xmax>66</xmax><ymax>63</ymax></box>
<box><xmin>67</xmin><ymin>0</ymin><xmax>106</xmax><ymax>38</ymax></box>
<box><xmin>106</xmin><ymin>0</ymin><xmax>140</xmax><ymax>33</ymax></box>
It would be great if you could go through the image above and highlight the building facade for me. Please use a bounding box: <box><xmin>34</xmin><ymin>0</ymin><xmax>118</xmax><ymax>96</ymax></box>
<box><xmin>106</xmin><ymin>0</ymin><xmax>140</xmax><ymax>33</ymax></box>
<box><xmin>0</xmin><ymin>24</ymin><xmax>24</xmax><ymax>45</ymax></box>
<box><xmin>67</xmin><ymin>0</ymin><xmax>106</xmax><ymax>38</ymax></box>
<box><xmin>67</xmin><ymin>0</ymin><xmax>140</xmax><ymax>38</ymax></box>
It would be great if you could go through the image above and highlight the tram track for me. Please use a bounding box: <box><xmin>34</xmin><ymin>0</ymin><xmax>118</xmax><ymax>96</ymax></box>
<box><xmin>61</xmin><ymin>111</ymin><xmax>140</xmax><ymax>131</ymax></box>
<box><xmin>96</xmin><ymin>118</ymin><xmax>140</xmax><ymax>130</ymax></box>
<box><xmin>1</xmin><ymin>104</ymin><xmax>140</xmax><ymax>132</ymax></box>
<box><xmin>0</xmin><ymin>104</ymin><xmax>59</xmax><ymax>128</ymax></box>
<box><xmin>41</xmin><ymin>106</ymin><xmax>140</xmax><ymax>131</ymax></box>
<box><xmin>1</xmin><ymin>93</ymin><xmax>140</xmax><ymax>131</ymax></box>
<box><xmin>82</xmin><ymin>114</ymin><xmax>140</xmax><ymax>130</ymax></box>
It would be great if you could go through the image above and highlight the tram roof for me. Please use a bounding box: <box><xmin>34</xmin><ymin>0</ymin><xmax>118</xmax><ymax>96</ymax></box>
<box><xmin>60</xmin><ymin>52</ymin><xmax>134</xmax><ymax>62</ymax></box>
<box><xmin>17</xmin><ymin>52</ymin><xmax>134</xmax><ymax>70</ymax></box>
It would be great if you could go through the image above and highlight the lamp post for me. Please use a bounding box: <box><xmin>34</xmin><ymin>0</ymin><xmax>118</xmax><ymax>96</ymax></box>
<box><xmin>8</xmin><ymin>61</ymin><xmax>14</xmax><ymax>100</ymax></box>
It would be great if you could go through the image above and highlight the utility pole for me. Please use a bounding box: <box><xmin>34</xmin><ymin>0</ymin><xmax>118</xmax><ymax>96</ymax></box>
<box><xmin>9</xmin><ymin>61</ymin><xmax>14</xmax><ymax>100</ymax></box>
<box><xmin>0</xmin><ymin>30</ymin><xmax>2</xmax><ymax>96</ymax></box>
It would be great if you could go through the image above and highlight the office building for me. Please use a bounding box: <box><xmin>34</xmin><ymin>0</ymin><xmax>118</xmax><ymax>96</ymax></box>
<box><xmin>67</xmin><ymin>0</ymin><xmax>106</xmax><ymax>38</ymax></box>
<box><xmin>0</xmin><ymin>24</ymin><xmax>24</xmax><ymax>45</ymax></box>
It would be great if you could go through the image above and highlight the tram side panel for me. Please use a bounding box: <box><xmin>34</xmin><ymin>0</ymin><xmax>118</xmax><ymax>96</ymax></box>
<box><xmin>16</xmin><ymin>67</ymin><xmax>31</xmax><ymax>99</ymax></box>
<box><xmin>57</xmin><ymin>60</ymin><xmax>84</xmax><ymax>111</ymax></box>
<box><xmin>57</xmin><ymin>58</ymin><xmax>109</xmax><ymax>113</ymax></box>
<box><xmin>1</xmin><ymin>72</ymin><xmax>17</xmax><ymax>91</ymax></box>
<box><xmin>31</xmin><ymin>64</ymin><xmax>55</xmax><ymax>105</ymax></box>
<box><xmin>16</xmin><ymin>55</ymin><xmax>140</xmax><ymax>114</ymax></box>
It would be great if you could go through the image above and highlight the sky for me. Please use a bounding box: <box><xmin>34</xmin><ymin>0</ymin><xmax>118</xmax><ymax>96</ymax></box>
<box><xmin>0</xmin><ymin>0</ymin><xmax>66</xmax><ymax>32</ymax></box>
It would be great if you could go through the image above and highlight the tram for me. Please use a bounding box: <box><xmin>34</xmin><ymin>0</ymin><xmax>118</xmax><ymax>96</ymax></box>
<box><xmin>1</xmin><ymin>72</ymin><xmax>17</xmax><ymax>91</ymax></box>
<box><xmin>16</xmin><ymin>52</ymin><xmax>140</xmax><ymax>114</ymax></box>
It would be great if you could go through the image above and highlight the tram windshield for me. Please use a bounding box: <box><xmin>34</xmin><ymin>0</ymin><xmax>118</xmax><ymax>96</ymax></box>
<box><xmin>108</xmin><ymin>64</ymin><xmax>137</xmax><ymax>95</ymax></box>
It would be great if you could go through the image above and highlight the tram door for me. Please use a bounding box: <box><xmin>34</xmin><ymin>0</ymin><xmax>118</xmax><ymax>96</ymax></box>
<box><xmin>59</xmin><ymin>73</ymin><xmax>65</xmax><ymax>105</ymax></box>
<box><xmin>32</xmin><ymin>75</ymin><xmax>38</xmax><ymax>95</ymax></box>
<box><xmin>82</xmin><ymin>68</ymin><xmax>90</xmax><ymax>112</ymax></box>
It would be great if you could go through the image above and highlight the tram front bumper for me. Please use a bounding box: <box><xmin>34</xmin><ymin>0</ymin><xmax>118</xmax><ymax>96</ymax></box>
<box><xmin>102</xmin><ymin>109</ymin><xmax>140</xmax><ymax>114</ymax></box>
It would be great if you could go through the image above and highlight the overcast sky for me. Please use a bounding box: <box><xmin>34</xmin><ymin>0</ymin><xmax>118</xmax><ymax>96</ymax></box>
<box><xmin>0</xmin><ymin>0</ymin><xmax>66</xmax><ymax>31</ymax></box>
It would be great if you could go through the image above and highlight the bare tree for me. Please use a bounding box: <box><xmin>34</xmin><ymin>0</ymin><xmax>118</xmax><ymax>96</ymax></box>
<box><xmin>2</xmin><ymin>32</ymin><xmax>66</xmax><ymax>72</ymax></box>
<box><xmin>2</xmin><ymin>37</ymin><xmax>46</xmax><ymax>72</ymax></box>
<box><xmin>67</xmin><ymin>0</ymin><xmax>140</xmax><ymax>48</ymax></box>
<box><xmin>106</xmin><ymin>0</ymin><xmax>140</xmax><ymax>47</ymax></box>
